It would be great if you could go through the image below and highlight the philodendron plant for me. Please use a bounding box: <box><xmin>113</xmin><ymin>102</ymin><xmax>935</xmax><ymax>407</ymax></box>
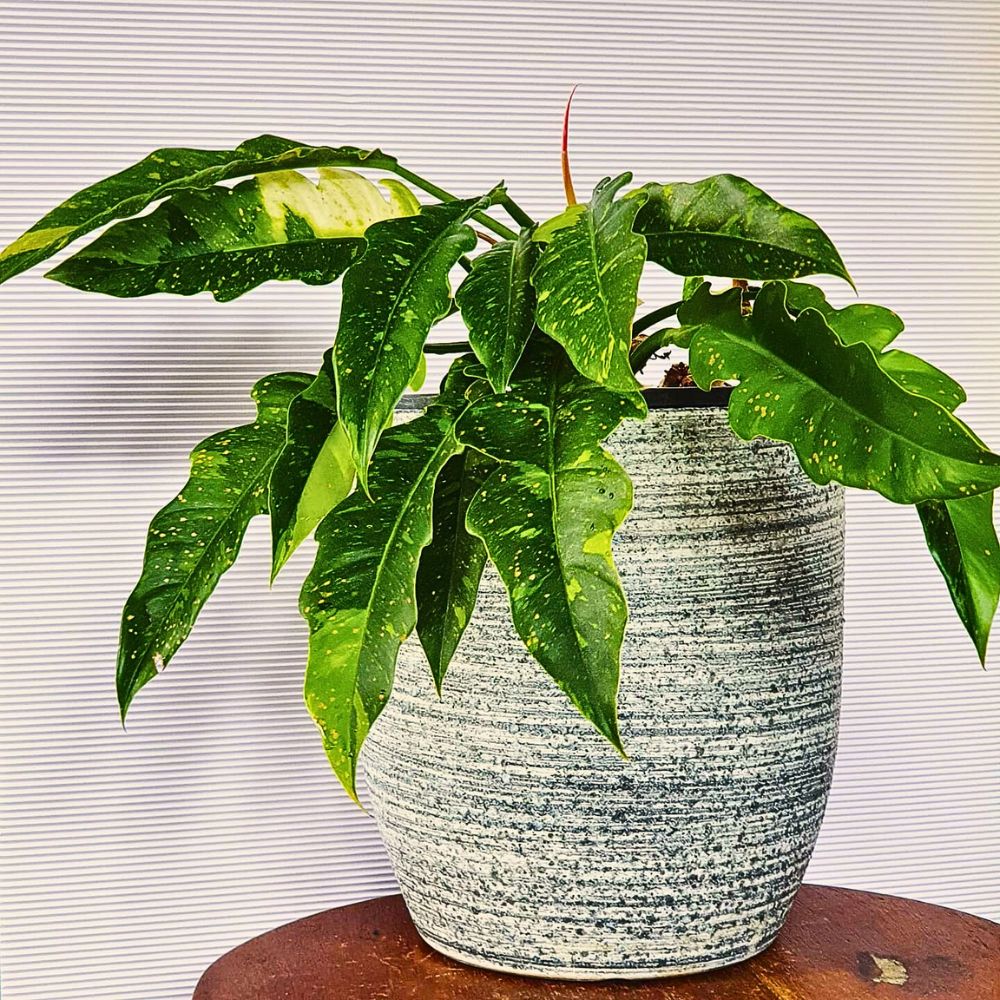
<box><xmin>3</xmin><ymin>129</ymin><xmax>998</xmax><ymax>801</ymax></box>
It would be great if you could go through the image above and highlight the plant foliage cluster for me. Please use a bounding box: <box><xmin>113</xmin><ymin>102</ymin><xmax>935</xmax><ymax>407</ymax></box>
<box><xmin>3</xmin><ymin>133</ymin><xmax>997</xmax><ymax>798</ymax></box>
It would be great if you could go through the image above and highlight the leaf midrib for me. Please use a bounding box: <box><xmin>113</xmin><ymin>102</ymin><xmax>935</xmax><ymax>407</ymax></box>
<box><xmin>648</xmin><ymin>228</ymin><xmax>839</xmax><ymax>271</ymax></box>
<box><xmin>713</xmin><ymin>325</ymin><xmax>995</xmax><ymax>475</ymax></box>
<box><xmin>352</xmin><ymin>216</ymin><xmax>469</xmax><ymax>445</ymax></box>
<box><xmin>127</xmin><ymin>427</ymin><xmax>280</xmax><ymax>685</ymax></box>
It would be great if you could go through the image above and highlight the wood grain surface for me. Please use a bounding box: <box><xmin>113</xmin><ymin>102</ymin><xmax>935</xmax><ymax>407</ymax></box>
<box><xmin>193</xmin><ymin>884</ymin><xmax>999</xmax><ymax>999</ymax></box>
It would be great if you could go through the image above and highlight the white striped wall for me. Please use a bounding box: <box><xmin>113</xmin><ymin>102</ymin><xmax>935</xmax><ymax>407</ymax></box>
<box><xmin>0</xmin><ymin>2</ymin><xmax>997</xmax><ymax>997</ymax></box>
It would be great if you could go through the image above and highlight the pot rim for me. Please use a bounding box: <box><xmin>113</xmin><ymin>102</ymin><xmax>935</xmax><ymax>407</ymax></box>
<box><xmin>398</xmin><ymin>385</ymin><xmax>734</xmax><ymax>411</ymax></box>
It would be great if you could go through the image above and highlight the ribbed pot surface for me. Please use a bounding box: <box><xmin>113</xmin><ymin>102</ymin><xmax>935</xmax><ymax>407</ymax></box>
<box><xmin>362</xmin><ymin>403</ymin><xmax>844</xmax><ymax>979</ymax></box>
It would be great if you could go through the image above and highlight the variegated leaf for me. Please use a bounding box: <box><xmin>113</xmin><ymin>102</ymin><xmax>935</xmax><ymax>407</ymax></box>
<box><xmin>778</xmin><ymin>280</ymin><xmax>965</xmax><ymax>409</ymax></box>
<box><xmin>634</xmin><ymin>175</ymin><xmax>852</xmax><ymax>285</ymax></box>
<box><xmin>455</xmin><ymin>341</ymin><xmax>646</xmax><ymax>751</ymax></box>
<box><xmin>269</xmin><ymin>349</ymin><xmax>355</xmax><ymax>580</ymax></box>
<box><xmin>684</xmin><ymin>281</ymin><xmax>1000</xmax><ymax>504</ymax></box>
<box><xmin>300</xmin><ymin>395</ymin><xmax>468</xmax><ymax>799</ymax></box>
<box><xmin>531</xmin><ymin>175</ymin><xmax>646</xmax><ymax>392</ymax></box>
<box><xmin>918</xmin><ymin>492</ymin><xmax>1000</xmax><ymax>665</ymax></box>
<box><xmin>47</xmin><ymin>169</ymin><xmax>420</xmax><ymax>300</ymax></box>
<box><xmin>456</xmin><ymin>230</ymin><xmax>539</xmax><ymax>392</ymax></box>
<box><xmin>334</xmin><ymin>194</ymin><xmax>493</xmax><ymax>488</ymax></box>
<box><xmin>118</xmin><ymin>371</ymin><xmax>311</xmax><ymax>715</ymax></box>
<box><xmin>0</xmin><ymin>134</ymin><xmax>400</xmax><ymax>284</ymax></box>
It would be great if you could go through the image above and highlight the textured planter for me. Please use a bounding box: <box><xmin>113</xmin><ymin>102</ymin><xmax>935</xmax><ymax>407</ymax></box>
<box><xmin>362</xmin><ymin>391</ymin><xmax>844</xmax><ymax>980</ymax></box>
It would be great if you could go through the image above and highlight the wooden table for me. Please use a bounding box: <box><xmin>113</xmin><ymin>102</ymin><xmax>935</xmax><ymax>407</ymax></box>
<box><xmin>194</xmin><ymin>884</ymin><xmax>999</xmax><ymax>999</ymax></box>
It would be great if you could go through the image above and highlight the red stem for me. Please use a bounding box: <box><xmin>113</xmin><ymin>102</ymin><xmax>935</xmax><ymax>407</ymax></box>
<box><xmin>561</xmin><ymin>85</ymin><xmax>578</xmax><ymax>206</ymax></box>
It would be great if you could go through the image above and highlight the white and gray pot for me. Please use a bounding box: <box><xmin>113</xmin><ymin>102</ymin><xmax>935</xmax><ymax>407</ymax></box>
<box><xmin>362</xmin><ymin>388</ymin><xmax>844</xmax><ymax>980</ymax></box>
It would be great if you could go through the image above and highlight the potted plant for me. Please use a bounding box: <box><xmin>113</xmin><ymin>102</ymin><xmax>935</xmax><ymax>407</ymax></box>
<box><xmin>2</xmin><ymin>114</ymin><xmax>996</xmax><ymax>980</ymax></box>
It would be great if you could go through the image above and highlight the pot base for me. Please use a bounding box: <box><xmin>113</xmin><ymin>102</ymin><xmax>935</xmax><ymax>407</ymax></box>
<box><xmin>412</xmin><ymin>923</ymin><xmax>780</xmax><ymax>981</ymax></box>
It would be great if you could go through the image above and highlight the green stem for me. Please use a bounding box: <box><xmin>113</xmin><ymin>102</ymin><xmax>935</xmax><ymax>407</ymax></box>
<box><xmin>390</xmin><ymin>164</ymin><xmax>518</xmax><ymax>240</ymax></box>
<box><xmin>423</xmin><ymin>340</ymin><xmax>471</xmax><ymax>354</ymax></box>
<box><xmin>499</xmin><ymin>194</ymin><xmax>535</xmax><ymax>230</ymax></box>
<box><xmin>630</xmin><ymin>328</ymin><xmax>676</xmax><ymax>373</ymax></box>
<box><xmin>632</xmin><ymin>300</ymin><xmax>682</xmax><ymax>336</ymax></box>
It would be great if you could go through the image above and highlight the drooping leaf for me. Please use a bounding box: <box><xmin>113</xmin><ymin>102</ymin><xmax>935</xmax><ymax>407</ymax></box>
<box><xmin>780</xmin><ymin>279</ymin><xmax>902</xmax><ymax>350</ymax></box>
<box><xmin>778</xmin><ymin>280</ymin><xmax>965</xmax><ymax>409</ymax></box>
<box><xmin>47</xmin><ymin>169</ymin><xmax>420</xmax><ymax>301</ymax></box>
<box><xmin>456</xmin><ymin>229</ymin><xmax>539</xmax><ymax>392</ymax></box>
<box><xmin>683</xmin><ymin>281</ymin><xmax>1000</xmax><ymax>504</ymax></box>
<box><xmin>455</xmin><ymin>341</ymin><xmax>646</xmax><ymax>750</ymax></box>
<box><xmin>531</xmin><ymin>175</ymin><xmax>646</xmax><ymax>392</ymax></box>
<box><xmin>0</xmin><ymin>134</ymin><xmax>401</xmax><ymax>285</ymax></box>
<box><xmin>415</xmin><ymin>448</ymin><xmax>494</xmax><ymax>690</ymax></box>
<box><xmin>269</xmin><ymin>350</ymin><xmax>355</xmax><ymax>581</ymax></box>
<box><xmin>634</xmin><ymin>175</ymin><xmax>852</xmax><ymax>285</ymax></box>
<box><xmin>117</xmin><ymin>370</ymin><xmax>311</xmax><ymax>715</ymax></box>
<box><xmin>918</xmin><ymin>492</ymin><xmax>1000</xmax><ymax>665</ymax></box>
<box><xmin>300</xmin><ymin>396</ymin><xmax>468</xmax><ymax>799</ymax></box>
<box><xmin>334</xmin><ymin>194</ymin><xmax>494</xmax><ymax>488</ymax></box>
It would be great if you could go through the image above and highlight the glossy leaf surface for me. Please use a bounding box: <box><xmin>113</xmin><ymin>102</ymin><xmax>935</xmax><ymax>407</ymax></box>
<box><xmin>48</xmin><ymin>169</ymin><xmax>419</xmax><ymax>300</ymax></box>
<box><xmin>778</xmin><ymin>280</ymin><xmax>965</xmax><ymax>409</ymax></box>
<box><xmin>118</xmin><ymin>371</ymin><xmax>311</xmax><ymax>715</ymax></box>
<box><xmin>683</xmin><ymin>281</ymin><xmax>1000</xmax><ymax>503</ymax></box>
<box><xmin>300</xmin><ymin>398</ymin><xmax>466</xmax><ymax>798</ymax></box>
<box><xmin>780</xmin><ymin>279</ymin><xmax>902</xmax><ymax>350</ymax></box>
<box><xmin>415</xmin><ymin>447</ymin><xmax>493</xmax><ymax>690</ymax></box>
<box><xmin>456</xmin><ymin>342</ymin><xmax>646</xmax><ymax>750</ymax></box>
<box><xmin>634</xmin><ymin>175</ymin><xmax>851</xmax><ymax>285</ymax></box>
<box><xmin>0</xmin><ymin>134</ymin><xmax>399</xmax><ymax>284</ymax></box>
<box><xmin>531</xmin><ymin>175</ymin><xmax>646</xmax><ymax>391</ymax></box>
<box><xmin>269</xmin><ymin>349</ymin><xmax>355</xmax><ymax>580</ymax></box>
<box><xmin>334</xmin><ymin>195</ymin><xmax>490</xmax><ymax>488</ymax></box>
<box><xmin>456</xmin><ymin>230</ymin><xmax>539</xmax><ymax>392</ymax></box>
<box><xmin>918</xmin><ymin>492</ymin><xmax>1000</xmax><ymax>664</ymax></box>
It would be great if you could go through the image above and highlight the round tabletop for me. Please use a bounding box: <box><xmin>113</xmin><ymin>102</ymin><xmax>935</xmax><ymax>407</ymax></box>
<box><xmin>194</xmin><ymin>884</ymin><xmax>999</xmax><ymax>999</ymax></box>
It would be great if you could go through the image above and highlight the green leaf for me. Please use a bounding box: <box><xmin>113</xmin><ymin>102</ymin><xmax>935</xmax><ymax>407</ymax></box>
<box><xmin>0</xmin><ymin>134</ymin><xmax>401</xmax><ymax>285</ymax></box>
<box><xmin>334</xmin><ymin>194</ymin><xmax>492</xmax><ymax>488</ymax></box>
<box><xmin>531</xmin><ymin>175</ymin><xmax>646</xmax><ymax>392</ymax></box>
<box><xmin>300</xmin><ymin>396</ymin><xmax>469</xmax><ymax>799</ymax></box>
<box><xmin>47</xmin><ymin>169</ymin><xmax>420</xmax><ymax>301</ymax></box>
<box><xmin>778</xmin><ymin>281</ymin><xmax>965</xmax><ymax>410</ymax></box>
<box><xmin>456</xmin><ymin>230</ymin><xmax>539</xmax><ymax>392</ymax></box>
<box><xmin>634</xmin><ymin>175</ymin><xmax>852</xmax><ymax>286</ymax></box>
<box><xmin>117</xmin><ymin>370</ymin><xmax>311</xmax><ymax>716</ymax></box>
<box><xmin>455</xmin><ymin>341</ymin><xmax>646</xmax><ymax>750</ymax></box>
<box><xmin>682</xmin><ymin>275</ymin><xmax>705</xmax><ymax>299</ymax></box>
<box><xmin>683</xmin><ymin>281</ymin><xmax>1000</xmax><ymax>504</ymax></box>
<box><xmin>780</xmin><ymin>279</ymin><xmax>902</xmax><ymax>350</ymax></box>
<box><xmin>415</xmin><ymin>447</ymin><xmax>494</xmax><ymax>690</ymax></box>
<box><xmin>918</xmin><ymin>493</ymin><xmax>1000</xmax><ymax>665</ymax></box>
<box><xmin>269</xmin><ymin>350</ymin><xmax>355</xmax><ymax>581</ymax></box>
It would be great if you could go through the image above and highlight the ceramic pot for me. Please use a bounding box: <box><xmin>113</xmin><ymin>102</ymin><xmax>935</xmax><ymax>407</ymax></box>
<box><xmin>362</xmin><ymin>390</ymin><xmax>844</xmax><ymax>979</ymax></box>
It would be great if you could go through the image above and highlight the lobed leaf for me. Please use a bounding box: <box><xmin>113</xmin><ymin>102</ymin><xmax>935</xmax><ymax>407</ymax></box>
<box><xmin>531</xmin><ymin>175</ymin><xmax>646</xmax><ymax>392</ymax></box>
<box><xmin>779</xmin><ymin>281</ymin><xmax>966</xmax><ymax>409</ymax></box>
<box><xmin>47</xmin><ymin>169</ymin><xmax>419</xmax><ymax>301</ymax></box>
<box><xmin>780</xmin><ymin>279</ymin><xmax>902</xmax><ymax>350</ymax></box>
<box><xmin>634</xmin><ymin>175</ymin><xmax>852</xmax><ymax>285</ymax></box>
<box><xmin>455</xmin><ymin>341</ymin><xmax>646</xmax><ymax>751</ymax></box>
<box><xmin>117</xmin><ymin>371</ymin><xmax>311</xmax><ymax>716</ymax></box>
<box><xmin>456</xmin><ymin>230</ymin><xmax>539</xmax><ymax>392</ymax></box>
<box><xmin>334</xmin><ymin>194</ymin><xmax>493</xmax><ymax>490</ymax></box>
<box><xmin>269</xmin><ymin>349</ymin><xmax>355</xmax><ymax>581</ymax></box>
<box><xmin>683</xmin><ymin>281</ymin><xmax>1000</xmax><ymax>504</ymax></box>
<box><xmin>300</xmin><ymin>395</ymin><xmax>468</xmax><ymax>799</ymax></box>
<box><xmin>0</xmin><ymin>134</ymin><xmax>400</xmax><ymax>285</ymax></box>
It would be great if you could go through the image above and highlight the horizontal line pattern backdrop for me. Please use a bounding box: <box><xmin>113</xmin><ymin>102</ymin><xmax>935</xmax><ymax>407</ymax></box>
<box><xmin>0</xmin><ymin>1</ymin><xmax>997</xmax><ymax>996</ymax></box>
